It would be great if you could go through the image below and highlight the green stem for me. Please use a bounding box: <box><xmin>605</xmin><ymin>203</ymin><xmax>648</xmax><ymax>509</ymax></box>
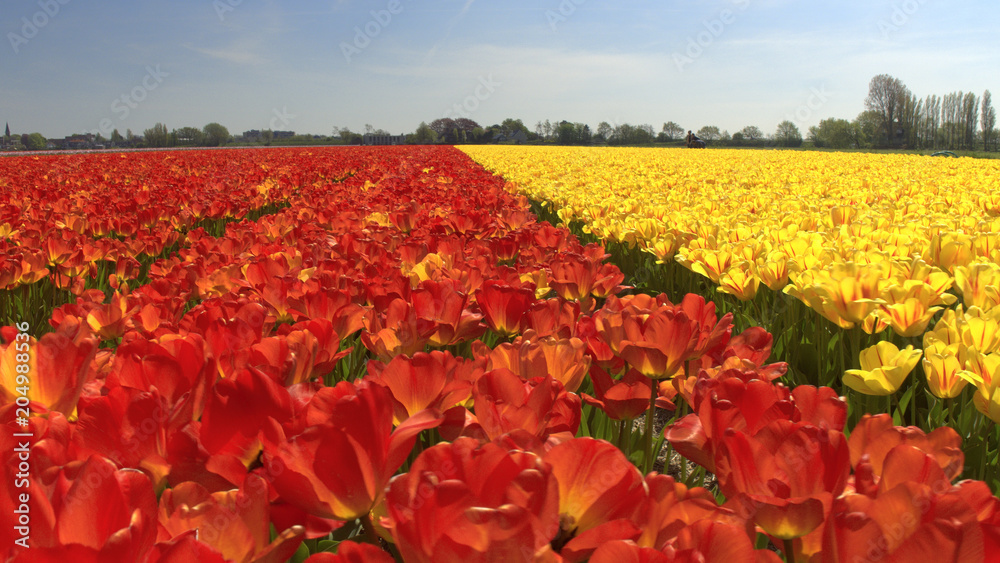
<box><xmin>784</xmin><ymin>539</ymin><xmax>796</xmax><ymax>563</ymax></box>
<box><xmin>361</xmin><ymin>514</ymin><xmax>381</xmax><ymax>547</ymax></box>
<box><xmin>616</xmin><ymin>418</ymin><xmax>628</xmax><ymax>455</ymax></box>
<box><xmin>644</xmin><ymin>388</ymin><xmax>657</xmax><ymax>473</ymax></box>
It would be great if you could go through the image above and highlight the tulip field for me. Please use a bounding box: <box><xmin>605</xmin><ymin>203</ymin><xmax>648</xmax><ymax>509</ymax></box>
<box><xmin>2</xmin><ymin>146</ymin><xmax>1000</xmax><ymax>562</ymax></box>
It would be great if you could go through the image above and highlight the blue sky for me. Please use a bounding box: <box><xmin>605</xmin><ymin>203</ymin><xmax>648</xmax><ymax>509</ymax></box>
<box><xmin>2</xmin><ymin>0</ymin><xmax>998</xmax><ymax>138</ymax></box>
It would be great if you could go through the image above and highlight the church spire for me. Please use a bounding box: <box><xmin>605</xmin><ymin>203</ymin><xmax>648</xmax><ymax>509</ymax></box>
<box><xmin>4</xmin><ymin>123</ymin><xmax>9</xmax><ymax>138</ymax></box>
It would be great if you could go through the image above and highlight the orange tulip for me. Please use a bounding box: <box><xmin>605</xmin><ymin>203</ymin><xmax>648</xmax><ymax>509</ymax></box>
<box><xmin>303</xmin><ymin>542</ymin><xmax>395</xmax><ymax>562</ymax></box>
<box><xmin>545</xmin><ymin>439</ymin><xmax>647</xmax><ymax>559</ymax></box>
<box><xmin>478</xmin><ymin>336</ymin><xmax>591</xmax><ymax>393</ymax></box>
<box><xmin>384</xmin><ymin>438</ymin><xmax>560</xmax><ymax>563</ymax></box>
<box><xmin>476</xmin><ymin>280</ymin><xmax>536</xmax><ymax>336</ymax></box>
<box><xmin>581</xmin><ymin>365</ymin><xmax>652</xmax><ymax>421</ymax></box>
<box><xmin>158</xmin><ymin>474</ymin><xmax>305</xmax><ymax>563</ymax></box>
<box><xmin>366</xmin><ymin>350</ymin><xmax>480</xmax><ymax>424</ymax></box>
<box><xmin>471</xmin><ymin>369</ymin><xmax>580</xmax><ymax>443</ymax></box>
<box><xmin>411</xmin><ymin>279</ymin><xmax>486</xmax><ymax>347</ymax></box>
<box><xmin>4</xmin><ymin>455</ymin><xmax>158</xmax><ymax>561</ymax></box>
<box><xmin>1</xmin><ymin>315</ymin><xmax>98</xmax><ymax>418</ymax></box>
<box><xmin>262</xmin><ymin>381</ymin><xmax>440</xmax><ymax>521</ymax></box>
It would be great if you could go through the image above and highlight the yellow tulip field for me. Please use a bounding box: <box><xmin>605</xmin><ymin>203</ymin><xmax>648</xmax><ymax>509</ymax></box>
<box><xmin>462</xmin><ymin>145</ymin><xmax>1000</xmax><ymax>471</ymax></box>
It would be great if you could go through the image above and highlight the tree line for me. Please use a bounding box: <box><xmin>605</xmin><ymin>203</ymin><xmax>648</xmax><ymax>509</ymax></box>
<box><xmin>853</xmin><ymin>74</ymin><xmax>996</xmax><ymax>151</ymax></box>
<box><xmin>140</xmin><ymin>123</ymin><xmax>231</xmax><ymax>148</ymax></box>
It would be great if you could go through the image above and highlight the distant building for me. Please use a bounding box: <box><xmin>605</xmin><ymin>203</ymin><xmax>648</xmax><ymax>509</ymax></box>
<box><xmin>493</xmin><ymin>130</ymin><xmax>528</xmax><ymax>144</ymax></box>
<box><xmin>53</xmin><ymin>133</ymin><xmax>97</xmax><ymax>150</ymax></box>
<box><xmin>363</xmin><ymin>134</ymin><xmax>406</xmax><ymax>146</ymax></box>
<box><xmin>273</xmin><ymin>130</ymin><xmax>295</xmax><ymax>139</ymax></box>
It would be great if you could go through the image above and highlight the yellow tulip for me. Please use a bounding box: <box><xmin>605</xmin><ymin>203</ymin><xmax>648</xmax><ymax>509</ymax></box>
<box><xmin>955</xmin><ymin>263</ymin><xmax>1000</xmax><ymax>309</ymax></box>
<box><xmin>922</xmin><ymin>341</ymin><xmax>968</xmax><ymax>399</ymax></box>
<box><xmin>717</xmin><ymin>262</ymin><xmax>759</xmax><ymax>301</ymax></box>
<box><xmin>843</xmin><ymin>341</ymin><xmax>922</xmax><ymax>395</ymax></box>
<box><xmin>973</xmin><ymin>383</ymin><xmax>1000</xmax><ymax>423</ymax></box>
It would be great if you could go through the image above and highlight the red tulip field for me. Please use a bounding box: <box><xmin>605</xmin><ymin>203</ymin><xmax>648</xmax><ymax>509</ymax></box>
<box><xmin>2</xmin><ymin>146</ymin><xmax>999</xmax><ymax>562</ymax></box>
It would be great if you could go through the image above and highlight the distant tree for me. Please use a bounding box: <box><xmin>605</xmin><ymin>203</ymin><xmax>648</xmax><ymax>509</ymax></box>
<box><xmin>865</xmin><ymin>74</ymin><xmax>909</xmax><ymax>146</ymax></box>
<box><xmin>696</xmin><ymin>126</ymin><xmax>721</xmax><ymax>141</ymax></box>
<box><xmin>261</xmin><ymin>129</ymin><xmax>274</xmax><ymax>146</ymax></box>
<box><xmin>963</xmin><ymin>92</ymin><xmax>980</xmax><ymax>150</ymax></box>
<box><xmin>335</xmin><ymin>127</ymin><xmax>358</xmax><ymax>144</ymax></box>
<box><xmin>21</xmin><ymin>134</ymin><xmax>30</xmax><ymax>147</ymax></box>
<box><xmin>810</xmin><ymin>118</ymin><xmax>853</xmax><ymax>149</ymax></box>
<box><xmin>595</xmin><ymin>121</ymin><xmax>613</xmax><ymax>142</ymax></box>
<box><xmin>774</xmin><ymin>120</ymin><xmax>803</xmax><ymax>147</ymax></box>
<box><xmin>661</xmin><ymin>121</ymin><xmax>683</xmax><ymax>141</ymax></box>
<box><xmin>608</xmin><ymin>123</ymin><xmax>655</xmax><ymax>145</ymax></box>
<box><xmin>143</xmin><ymin>123</ymin><xmax>170</xmax><ymax>147</ymax></box>
<box><xmin>849</xmin><ymin>111</ymin><xmax>879</xmax><ymax>148</ymax></box>
<box><xmin>739</xmin><ymin>126</ymin><xmax>763</xmax><ymax>141</ymax></box>
<box><xmin>413</xmin><ymin>122</ymin><xmax>437</xmax><ymax>144</ymax></box>
<box><xmin>455</xmin><ymin>118</ymin><xmax>480</xmax><ymax>134</ymax></box>
<box><xmin>500</xmin><ymin>118</ymin><xmax>529</xmax><ymax>138</ymax></box>
<box><xmin>26</xmin><ymin>133</ymin><xmax>46</xmax><ymax>150</ymax></box>
<box><xmin>126</xmin><ymin>129</ymin><xmax>135</xmax><ymax>144</ymax></box>
<box><xmin>174</xmin><ymin>126</ymin><xmax>204</xmax><ymax>146</ymax></box>
<box><xmin>555</xmin><ymin>121</ymin><xmax>592</xmax><ymax>145</ymax></box>
<box><xmin>429</xmin><ymin>118</ymin><xmax>459</xmax><ymax>143</ymax></box>
<box><xmin>111</xmin><ymin>129</ymin><xmax>124</xmax><ymax>145</ymax></box>
<box><xmin>202</xmin><ymin>123</ymin><xmax>230</xmax><ymax>147</ymax></box>
<box><xmin>983</xmin><ymin>90</ymin><xmax>997</xmax><ymax>151</ymax></box>
<box><xmin>731</xmin><ymin>132</ymin><xmax>745</xmax><ymax>145</ymax></box>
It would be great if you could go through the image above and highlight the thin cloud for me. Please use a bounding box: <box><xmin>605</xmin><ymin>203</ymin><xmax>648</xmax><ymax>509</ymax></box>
<box><xmin>183</xmin><ymin>43</ymin><xmax>268</xmax><ymax>66</ymax></box>
<box><xmin>422</xmin><ymin>0</ymin><xmax>477</xmax><ymax>66</ymax></box>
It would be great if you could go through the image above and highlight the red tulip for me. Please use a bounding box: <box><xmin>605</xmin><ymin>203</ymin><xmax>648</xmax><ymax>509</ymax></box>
<box><xmin>478</xmin><ymin>336</ymin><xmax>591</xmax><ymax>393</ymax></box>
<box><xmin>526</xmin><ymin>297</ymin><xmax>580</xmax><ymax>339</ymax></box>
<box><xmin>304</xmin><ymin>541</ymin><xmax>395</xmax><ymax>562</ymax></box>
<box><xmin>477</xmin><ymin>280</ymin><xmax>536</xmax><ymax>336</ymax></box>
<box><xmin>5</xmin><ymin>455</ymin><xmax>158</xmax><ymax>562</ymax></box>
<box><xmin>262</xmin><ymin>381</ymin><xmax>440</xmax><ymax>520</ymax></box>
<box><xmin>411</xmin><ymin>278</ymin><xmax>486</xmax><ymax>347</ymax></box>
<box><xmin>158</xmin><ymin>474</ymin><xmax>304</xmax><ymax>562</ymax></box>
<box><xmin>471</xmin><ymin>369</ymin><xmax>580</xmax><ymax>443</ymax></box>
<box><xmin>581</xmin><ymin>365</ymin><xmax>652</xmax><ymax>420</ymax></box>
<box><xmin>1</xmin><ymin>315</ymin><xmax>98</xmax><ymax>417</ymax></box>
<box><xmin>384</xmin><ymin>438</ymin><xmax>560</xmax><ymax>563</ymax></box>
<box><xmin>848</xmin><ymin>414</ymin><xmax>964</xmax><ymax>484</ymax></box>
<box><xmin>366</xmin><ymin>350</ymin><xmax>480</xmax><ymax>424</ymax></box>
<box><xmin>545</xmin><ymin>438</ymin><xmax>647</xmax><ymax>562</ymax></box>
